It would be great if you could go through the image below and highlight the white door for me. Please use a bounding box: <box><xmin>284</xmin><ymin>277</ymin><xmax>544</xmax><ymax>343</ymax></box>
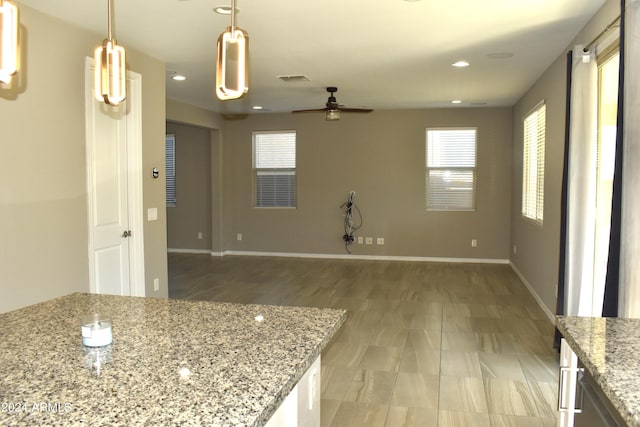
<box><xmin>85</xmin><ymin>57</ymin><xmax>145</xmax><ymax>297</ymax></box>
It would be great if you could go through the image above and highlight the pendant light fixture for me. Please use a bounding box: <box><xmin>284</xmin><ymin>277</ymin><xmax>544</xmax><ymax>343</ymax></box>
<box><xmin>215</xmin><ymin>0</ymin><xmax>249</xmax><ymax>100</ymax></box>
<box><xmin>95</xmin><ymin>0</ymin><xmax>126</xmax><ymax>106</ymax></box>
<box><xmin>0</xmin><ymin>0</ymin><xmax>19</xmax><ymax>84</ymax></box>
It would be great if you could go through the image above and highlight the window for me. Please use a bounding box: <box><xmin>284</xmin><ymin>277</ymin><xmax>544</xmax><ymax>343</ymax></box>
<box><xmin>593</xmin><ymin>49</ymin><xmax>619</xmax><ymax>295</ymax></box>
<box><xmin>253</xmin><ymin>131</ymin><xmax>296</xmax><ymax>208</ymax></box>
<box><xmin>425</xmin><ymin>128</ymin><xmax>477</xmax><ymax>211</ymax></box>
<box><xmin>165</xmin><ymin>134</ymin><xmax>176</xmax><ymax>207</ymax></box>
<box><xmin>522</xmin><ymin>103</ymin><xmax>546</xmax><ymax>223</ymax></box>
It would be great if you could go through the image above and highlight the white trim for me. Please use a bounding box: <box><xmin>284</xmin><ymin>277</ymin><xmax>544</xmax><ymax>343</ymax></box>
<box><xmin>509</xmin><ymin>261</ymin><xmax>555</xmax><ymax>323</ymax></box>
<box><xmin>218</xmin><ymin>250</ymin><xmax>509</xmax><ymax>264</ymax></box>
<box><xmin>168</xmin><ymin>248</ymin><xmax>212</xmax><ymax>255</ymax></box>
<box><xmin>126</xmin><ymin>69</ymin><xmax>145</xmax><ymax>298</ymax></box>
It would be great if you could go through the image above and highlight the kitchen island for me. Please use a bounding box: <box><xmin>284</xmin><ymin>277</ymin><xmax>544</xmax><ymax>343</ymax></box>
<box><xmin>0</xmin><ymin>293</ymin><xmax>346</xmax><ymax>426</ymax></box>
<box><xmin>556</xmin><ymin>316</ymin><xmax>640</xmax><ymax>427</ymax></box>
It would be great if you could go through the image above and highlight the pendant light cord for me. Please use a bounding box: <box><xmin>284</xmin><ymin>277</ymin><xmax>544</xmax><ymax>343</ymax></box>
<box><xmin>230</xmin><ymin>0</ymin><xmax>236</xmax><ymax>32</ymax></box>
<box><xmin>107</xmin><ymin>0</ymin><xmax>113</xmax><ymax>41</ymax></box>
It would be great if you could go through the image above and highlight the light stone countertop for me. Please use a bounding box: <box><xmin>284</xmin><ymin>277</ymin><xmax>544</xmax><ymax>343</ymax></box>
<box><xmin>556</xmin><ymin>316</ymin><xmax>640</xmax><ymax>427</ymax></box>
<box><xmin>0</xmin><ymin>293</ymin><xmax>346</xmax><ymax>426</ymax></box>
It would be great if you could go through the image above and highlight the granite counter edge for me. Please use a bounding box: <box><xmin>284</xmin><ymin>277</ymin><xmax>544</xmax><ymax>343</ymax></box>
<box><xmin>556</xmin><ymin>317</ymin><xmax>639</xmax><ymax>427</ymax></box>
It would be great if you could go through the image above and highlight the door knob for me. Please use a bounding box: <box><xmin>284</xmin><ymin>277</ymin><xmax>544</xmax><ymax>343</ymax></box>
<box><xmin>122</xmin><ymin>230</ymin><xmax>132</xmax><ymax>238</ymax></box>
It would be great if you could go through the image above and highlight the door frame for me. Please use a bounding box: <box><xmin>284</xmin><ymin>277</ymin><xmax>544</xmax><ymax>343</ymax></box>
<box><xmin>84</xmin><ymin>57</ymin><xmax>145</xmax><ymax>297</ymax></box>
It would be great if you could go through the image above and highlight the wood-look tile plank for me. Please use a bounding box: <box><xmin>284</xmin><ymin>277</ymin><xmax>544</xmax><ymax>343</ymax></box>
<box><xmin>489</xmin><ymin>414</ymin><xmax>544</xmax><ymax>427</ymax></box>
<box><xmin>343</xmin><ymin>369</ymin><xmax>397</xmax><ymax>404</ymax></box>
<box><xmin>330</xmin><ymin>401</ymin><xmax>388</xmax><ymax>427</ymax></box>
<box><xmin>321</xmin><ymin>365</ymin><xmax>358</xmax><ymax>400</ymax></box>
<box><xmin>391</xmin><ymin>372</ymin><xmax>439</xmax><ymax>408</ymax></box>
<box><xmin>517</xmin><ymin>354</ymin><xmax>559</xmax><ymax>383</ymax></box>
<box><xmin>527</xmin><ymin>381</ymin><xmax>559</xmax><ymax>419</ymax></box>
<box><xmin>358</xmin><ymin>345</ymin><xmax>403</xmax><ymax>372</ymax></box>
<box><xmin>437</xmin><ymin>410</ymin><xmax>491</xmax><ymax>427</ymax></box>
<box><xmin>405</xmin><ymin>329</ymin><xmax>442</xmax><ymax>352</ymax></box>
<box><xmin>385</xmin><ymin>406</ymin><xmax>438</xmax><ymax>427</ymax></box>
<box><xmin>322</xmin><ymin>341</ymin><xmax>368</xmax><ymax>368</ymax></box>
<box><xmin>440</xmin><ymin>351</ymin><xmax>482</xmax><ymax>377</ymax></box>
<box><xmin>483</xmin><ymin>378</ymin><xmax>539</xmax><ymax>417</ymax></box>
<box><xmin>475</xmin><ymin>332</ymin><xmax>519</xmax><ymax>354</ymax></box>
<box><xmin>439</xmin><ymin>376</ymin><xmax>488</xmax><ymax>413</ymax></box>
<box><xmin>441</xmin><ymin>332</ymin><xmax>480</xmax><ymax>352</ymax></box>
<box><xmin>478</xmin><ymin>352</ymin><xmax>527</xmax><ymax>381</ymax></box>
<box><xmin>336</xmin><ymin>326</ymin><xmax>409</xmax><ymax>347</ymax></box>
<box><xmin>321</xmin><ymin>398</ymin><xmax>341</xmax><ymax>427</ymax></box>
<box><xmin>399</xmin><ymin>350</ymin><xmax>440</xmax><ymax>376</ymax></box>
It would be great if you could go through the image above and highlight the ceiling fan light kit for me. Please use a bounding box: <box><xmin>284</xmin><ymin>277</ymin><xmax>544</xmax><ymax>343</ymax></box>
<box><xmin>293</xmin><ymin>87</ymin><xmax>373</xmax><ymax>121</ymax></box>
<box><xmin>325</xmin><ymin>109</ymin><xmax>341</xmax><ymax>121</ymax></box>
<box><xmin>0</xmin><ymin>0</ymin><xmax>19</xmax><ymax>84</ymax></box>
<box><xmin>94</xmin><ymin>0</ymin><xmax>126</xmax><ymax>106</ymax></box>
<box><xmin>215</xmin><ymin>0</ymin><xmax>249</xmax><ymax>101</ymax></box>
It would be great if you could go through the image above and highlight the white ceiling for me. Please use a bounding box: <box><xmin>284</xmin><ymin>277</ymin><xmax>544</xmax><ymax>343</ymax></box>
<box><xmin>17</xmin><ymin>0</ymin><xmax>605</xmax><ymax>114</ymax></box>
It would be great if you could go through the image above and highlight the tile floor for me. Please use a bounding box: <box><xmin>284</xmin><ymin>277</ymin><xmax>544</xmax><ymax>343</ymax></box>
<box><xmin>168</xmin><ymin>254</ymin><xmax>559</xmax><ymax>427</ymax></box>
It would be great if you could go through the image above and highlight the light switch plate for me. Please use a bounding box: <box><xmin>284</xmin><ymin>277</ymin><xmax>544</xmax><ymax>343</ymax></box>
<box><xmin>147</xmin><ymin>207</ymin><xmax>158</xmax><ymax>221</ymax></box>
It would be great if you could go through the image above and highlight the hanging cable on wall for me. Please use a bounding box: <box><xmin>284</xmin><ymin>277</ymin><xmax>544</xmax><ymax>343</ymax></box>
<box><xmin>340</xmin><ymin>191</ymin><xmax>363</xmax><ymax>254</ymax></box>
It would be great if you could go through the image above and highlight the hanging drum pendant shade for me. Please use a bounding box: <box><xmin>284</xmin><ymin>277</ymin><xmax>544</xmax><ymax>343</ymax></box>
<box><xmin>215</xmin><ymin>0</ymin><xmax>249</xmax><ymax>100</ymax></box>
<box><xmin>94</xmin><ymin>0</ymin><xmax>126</xmax><ymax>106</ymax></box>
<box><xmin>0</xmin><ymin>0</ymin><xmax>19</xmax><ymax>84</ymax></box>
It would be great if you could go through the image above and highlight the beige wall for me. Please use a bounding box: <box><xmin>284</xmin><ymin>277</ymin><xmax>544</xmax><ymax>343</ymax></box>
<box><xmin>510</xmin><ymin>0</ymin><xmax>620</xmax><ymax>315</ymax></box>
<box><xmin>0</xmin><ymin>4</ymin><xmax>168</xmax><ymax>313</ymax></box>
<box><xmin>166</xmin><ymin>99</ymin><xmax>224</xmax><ymax>253</ymax></box>
<box><xmin>166</xmin><ymin>122</ymin><xmax>213</xmax><ymax>251</ymax></box>
<box><xmin>222</xmin><ymin>108</ymin><xmax>513</xmax><ymax>259</ymax></box>
<box><xmin>167</xmin><ymin>98</ymin><xmax>224</xmax><ymax>130</ymax></box>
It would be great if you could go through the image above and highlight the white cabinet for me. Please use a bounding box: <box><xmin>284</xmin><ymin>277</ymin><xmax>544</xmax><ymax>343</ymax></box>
<box><xmin>266</xmin><ymin>356</ymin><xmax>321</xmax><ymax>427</ymax></box>
<box><xmin>558</xmin><ymin>339</ymin><xmax>581</xmax><ymax>427</ymax></box>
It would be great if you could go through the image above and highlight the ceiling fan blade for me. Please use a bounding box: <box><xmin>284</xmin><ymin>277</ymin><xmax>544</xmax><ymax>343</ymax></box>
<box><xmin>292</xmin><ymin>108</ymin><xmax>328</xmax><ymax>114</ymax></box>
<box><xmin>291</xmin><ymin>86</ymin><xmax>374</xmax><ymax>116</ymax></box>
<box><xmin>339</xmin><ymin>108</ymin><xmax>373</xmax><ymax>113</ymax></box>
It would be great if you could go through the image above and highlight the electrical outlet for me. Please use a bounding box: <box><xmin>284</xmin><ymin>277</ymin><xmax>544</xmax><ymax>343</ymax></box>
<box><xmin>357</xmin><ymin>236</ymin><xmax>363</xmax><ymax>244</ymax></box>
<box><xmin>376</xmin><ymin>237</ymin><xmax>384</xmax><ymax>245</ymax></box>
<box><xmin>237</xmin><ymin>233</ymin><xmax>243</xmax><ymax>241</ymax></box>
<box><xmin>513</xmin><ymin>245</ymin><xmax>517</xmax><ymax>254</ymax></box>
<box><xmin>153</xmin><ymin>278</ymin><xmax>159</xmax><ymax>291</ymax></box>
<box><xmin>365</xmin><ymin>237</ymin><xmax>373</xmax><ymax>245</ymax></box>
<box><xmin>471</xmin><ymin>239</ymin><xmax>477</xmax><ymax>247</ymax></box>
<box><xmin>197</xmin><ymin>232</ymin><xmax>203</xmax><ymax>240</ymax></box>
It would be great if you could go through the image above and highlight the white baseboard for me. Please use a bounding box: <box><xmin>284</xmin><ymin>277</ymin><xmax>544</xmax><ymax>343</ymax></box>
<box><xmin>220</xmin><ymin>250</ymin><xmax>509</xmax><ymax>265</ymax></box>
<box><xmin>168</xmin><ymin>248</ymin><xmax>212</xmax><ymax>254</ymax></box>
<box><xmin>509</xmin><ymin>261</ymin><xmax>555</xmax><ymax>324</ymax></box>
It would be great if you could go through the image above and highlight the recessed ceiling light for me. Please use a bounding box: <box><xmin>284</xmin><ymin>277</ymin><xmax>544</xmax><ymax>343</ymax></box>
<box><xmin>488</xmin><ymin>52</ymin><xmax>514</xmax><ymax>59</ymax></box>
<box><xmin>451</xmin><ymin>100</ymin><xmax>462</xmax><ymax>104</ymax></box>
<box><xmin>452</xmin><ymin>61</ymin><xmax>470</xmax><ymax>68</ymax></box>
<box><xmin>252</xmin><ymin>106</ymin><xmax>263</xmax><ymax>110</ymax></box>
<box><xmin>172</xmin><ymin>74</ymin><xmax>187</xmax><ymax>81</ymax></box>
<box><xmin>213</xmin><ymin>6</ymin><xmax>239</xmax><ymax>15</ymax></box>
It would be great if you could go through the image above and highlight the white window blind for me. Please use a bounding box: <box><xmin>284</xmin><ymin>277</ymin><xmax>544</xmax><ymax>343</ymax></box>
<box><xmin>165</xmin><ymin>134</ymin><xmax>176</xmax><ymax>207</ymax></box>
<box><xmin>522</xmin><ymin>103</ymin><xmax>546</xmax><ymax>223</ymax></box>
<box><xmin>253</xmin><ymin>131</ymin><xmax>296</xmax><ymax>208</ymax></box>
<box><xmin>425</xmin><ymin>128</ymin><xmax>477</xmax><ymax>211</ymax></box>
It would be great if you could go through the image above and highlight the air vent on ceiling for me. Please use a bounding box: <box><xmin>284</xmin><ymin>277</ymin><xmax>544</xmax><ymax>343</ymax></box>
<box><xmin>277</xmin><ymin>75</ymin><xmax>311</xmax><ymax>82</ymax></box>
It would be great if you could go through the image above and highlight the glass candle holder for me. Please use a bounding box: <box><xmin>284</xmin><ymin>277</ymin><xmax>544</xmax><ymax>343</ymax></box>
<box><xmin>81</xmin><ymin>314</ymin><xmax>113</xmax><ymax>347</ymax></box>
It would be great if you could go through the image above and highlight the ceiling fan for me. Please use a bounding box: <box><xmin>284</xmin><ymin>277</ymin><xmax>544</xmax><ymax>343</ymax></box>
<box><xmin>292</xmin><ymin>87</ymin><xmax>373</xmax><ymax>121</ymax></box>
